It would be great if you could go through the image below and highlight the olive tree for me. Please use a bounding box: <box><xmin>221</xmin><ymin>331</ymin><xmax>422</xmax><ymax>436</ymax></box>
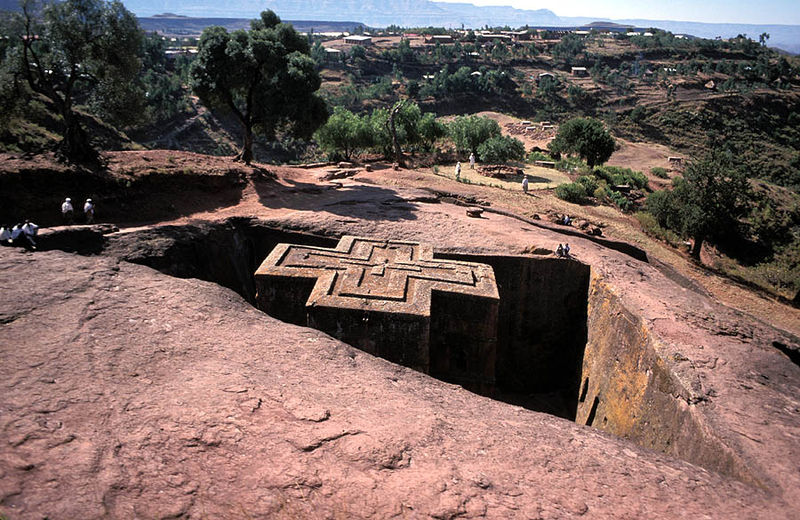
<box><xmin>314</xmin><ymin>106</ymin><xmax>371</xmax><ymax>161</ymax></box>
<box><xmin>549</xmin><ymin>117</ymin><xmax>615</xmax><ymax>167</ymax></box>
<box><xmin>477</xmin><ymin>135</ymin><xmax>525</xmax><ymax>163</ymax></box>
<box><xmin>647</xmin><ymin>152</ymin><xmax>751</xmax><ymax>259</ymax></box>
<box><xmin>190</xmin><ymin>10</ymin><xmax>328</xmax><ymax>164</ymax></box>
<box><xmin>16</xmin><ymin>0</ymin><xmax>143</xmax><ymax>162</ymax></box>
<box><xmin>448</xmin><ymin>115</ymin><xmax>501</xmax><ymax>156</ymax></box>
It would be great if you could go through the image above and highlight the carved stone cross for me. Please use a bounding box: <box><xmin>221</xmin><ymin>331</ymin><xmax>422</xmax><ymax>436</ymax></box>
<box><xmin>255</xmin><ymin>236</ymin><xmax>499</xmax><ymax>388</ymax></box>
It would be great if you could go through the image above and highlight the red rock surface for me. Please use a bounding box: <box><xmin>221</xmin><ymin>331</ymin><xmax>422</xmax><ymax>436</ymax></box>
<box><xmin>0</xmin><ymin>248</ymin><xmax>793</xmax><ymax>519</ymax></box>
<box><xmin>2</xmin><ymin>155</ymin><xmax>799</xmax><ymax>519</ymax></box>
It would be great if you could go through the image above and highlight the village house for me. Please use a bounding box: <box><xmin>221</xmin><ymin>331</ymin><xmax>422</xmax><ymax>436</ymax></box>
<box><xmin>323</xmin><ymin>47</ymin><xmax>342</xmax><ymax>64</ymax></box>
<box><xmin>343</xmin><ymin>35</ymin><xmax>372</xmax><ymax>46</ymax></box>
<box><xmin>426</xmin><ymin>34</ymin><xmax>454</xmax><ymax>44</ymax></box>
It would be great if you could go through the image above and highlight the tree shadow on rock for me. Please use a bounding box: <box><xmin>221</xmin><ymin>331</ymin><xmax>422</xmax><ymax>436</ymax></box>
<box><xmin>253</xmin><ymin>177</ymin><xmax>419</xmax><ymax>222</ymax></box>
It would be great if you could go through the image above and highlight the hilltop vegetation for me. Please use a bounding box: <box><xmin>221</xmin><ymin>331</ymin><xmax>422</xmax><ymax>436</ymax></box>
<box><xmin>1</xmin><ymin>5</ymin><xmax>799</xmax><ymax>299</ymax></box>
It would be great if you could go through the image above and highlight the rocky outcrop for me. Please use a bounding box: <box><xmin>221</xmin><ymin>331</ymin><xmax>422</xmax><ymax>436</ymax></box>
<box><xmin>0</xmin><ymin>248</ymin><xmax>792</xmax><ymax>518</ymax></box>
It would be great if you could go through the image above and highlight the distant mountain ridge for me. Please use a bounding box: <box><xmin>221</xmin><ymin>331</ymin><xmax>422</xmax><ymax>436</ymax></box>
<box><xmin>118</xmin><ymin>0</ymin><xmax>799</xmax><ymax>52</ymax></box>
<box><xmin>1</xmin><ymin>0</ymin><xmax>797</xmax><ymax>53</ymax></box>
<box><xmin>120</xmin><ymin>0</ymin><xmax>561</xmax><ymax>27</ymax></box>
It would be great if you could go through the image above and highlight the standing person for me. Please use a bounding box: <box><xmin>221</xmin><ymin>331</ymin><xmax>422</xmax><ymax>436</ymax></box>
<box><xmin>522</xmin><ymin>176</ymin><xmax>529</xmax><ymax>194</ymax></box>
<box><xmin>469</xmin><ymin>152</ymin><xmax>475</xmax><ymax>169</ymax></box>
<box><xmin>61</xmin><ymin>197</ymin><xmax>74</xmax><ymax>225</ymax></box>
<box><xmin>455</xmin><ymin>161</ymin><xmax>462</xmax><ymax>180</ymax></box>
<box><xmin>84</xmin><ymin>198</ymin><xmax>95</xmax><ymax>224</ymax></box>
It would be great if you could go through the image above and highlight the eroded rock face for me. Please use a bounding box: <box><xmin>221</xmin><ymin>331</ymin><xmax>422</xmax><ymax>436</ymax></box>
<box><xmin>0</xmin><ymin>248</ymin><xmax>792</xmax><ymax>518</ymax></box>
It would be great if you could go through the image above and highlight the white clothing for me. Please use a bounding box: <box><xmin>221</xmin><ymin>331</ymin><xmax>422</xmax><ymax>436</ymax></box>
<box><xmin>62</xmin><ymin>201</ymin><xmax>73</xmax><ymax>214</ymax></box>
<box><xmin>522</xmin><ymin>177</ymin><xmax>529</xmax><ymax>192</ymax></box>
<box><xmin>469</xmin><ymin>154</ymin><xmax>475</xmax><ymax>168</ymax></box>
<box><xmin>0</xmin><ymin>227</ymin><xmax>11</xmax><ymax>241</ymax></box>
<box><xmin>84</xmin><ymin>201</ymin><xmax>94</xmax><ymax>214</ymax></box>
<box><xmin>22</xmin><ymin>222</ymin><xmax>39</xmax><ymax>236</ymax></box>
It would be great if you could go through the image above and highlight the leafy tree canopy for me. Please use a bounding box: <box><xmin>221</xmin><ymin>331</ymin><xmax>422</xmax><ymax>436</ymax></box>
<box><xmin>646</xmin><ymin>152</ymin><xmax>752</xmax><ymax>259</ymax></box>
<box><xmin>190</xmin><ymin>10</ymin><xmax>328</xmax><ymax>164</ymax></box>
<box><xmin>549</xmin><ymin>117</ymin><xmax>615</xmax><ymax>167</ymax></box>
<box><xmin>477</xmin><ymin>135</ymin><xmax>525</xmax><ymax>163</ymax></box>
<box><xmin>448</xmin><ymin>115</ymin><xmax>501</xmax><ymax>155</ymax></box>
<box><xmin>314</xmin><ymin>106</ymin><xmax>371</xmax><ymax>161</ymax></box>
<box><xmin>13</xmin><ymin>0</ymin><xmax>143</xmax><ymax>162</ymax></box>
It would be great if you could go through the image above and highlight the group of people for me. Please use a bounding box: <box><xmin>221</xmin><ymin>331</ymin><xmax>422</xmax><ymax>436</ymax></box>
<box><xmin>556</xmin><ymin>243</ymin><xmax>571</xmax><ymax>258</ymax></box>
<box><xmin>1</xmin><ymin>220</ymin><xmax>39</xmax><ymax>250</ymax></box>
<box><xmin>1</xmin><ymin>196</ymin><xmax>97</xmax><ymax>252</ymax></box>
<box><xmin>61</xmin><ymin>197</ymin><xmax>95</xmax><ymax>225</ymax></box>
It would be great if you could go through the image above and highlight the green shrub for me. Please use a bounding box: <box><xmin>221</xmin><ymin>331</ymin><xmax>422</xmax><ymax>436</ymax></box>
<box><xmin>636</xmin><ymin>211</ymin><xmax>683</xmax><ymax>247</ymax></box>
<box><xmin>609</xmin><ymin>190</ymin><xmax>633</xmax><ymax>212</ymax></box>
<box><xmin>555</xmin><ymin>156</ymin><xmax>589</xmax><ymax>173</ymax></box>
<box><xmin>527</xmin><ymin>150</ymin><xmax>551</xmax><ymax>163</ymax></box>
<box><xmin>576</xmin><ymin>175</ymin><xmax>599</xmax><ymax>194</ymax></box>
<box><xmin>594</xmin><ymin>186</ymin><xmax>609</xmax><ymax>201</ymax></box>
<box><xmin>555</xmin><ymin>182</ymin><xmax>587</xmax><ymax>203</ymax></box>
<box><xmin>651</xmin><ymin>166</ymin><xmax>669</xmax><ymax>179</ymax></box>
<box><xmin>593</xmin><ymin>165</ymin><xmax>649</xmax><ymax>190</ymax></box>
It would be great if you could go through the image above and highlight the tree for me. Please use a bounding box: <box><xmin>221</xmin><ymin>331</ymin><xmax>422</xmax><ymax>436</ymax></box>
<box><xmin>417</xmin><ymin>112</ymin><xmax>447</xmax><ymax>151</ymax></box>
<box><xmin>16</xmin><ymin>0</ymin><xmax>143</xmax><ymax>162</ymax></box>
<box><xmin>646</xmin><ymin>153</ymin><xmax>751</xmax><ymax>259</ymax></box>
<box><xmin>448</xmin><ymin>115</ymin><xmax>501</xmax><ymax>155</ymax></box>
<box><xmin>314</xmin><ymin>106</ymin><xmax>371</xmax><ymax>161</ymax></box>
<box><xmin>477</xmin><ymin>135</ymin><xmax>525</xmax><ymax>163</ymax></box>
<box><xmin>190</xmin><ymin>10</ymin><xmax>328</xmax><ymax>164</ymax></box>
<box><xmin>385</xmin><ymin>100</ymin><xmax>407</xmax><ymax>164</ymax></box>
<box><xmin>548</xmin><ymin>117</ymin><xmax>615</xmax><ymax>167</ymax></box>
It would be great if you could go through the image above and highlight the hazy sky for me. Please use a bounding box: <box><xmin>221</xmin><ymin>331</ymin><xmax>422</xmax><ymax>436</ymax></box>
<box><xmin>435</xmin><ymin>0</ymin><xmax>800</xmax><ymax>25</ymax></box>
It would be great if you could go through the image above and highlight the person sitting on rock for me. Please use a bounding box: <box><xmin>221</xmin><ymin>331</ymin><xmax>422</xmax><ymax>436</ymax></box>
<box><xmin>564</xmin><ymin>243</ymin><xmax>571</xmax><ymax>258</ymax></box>
<box><xmin>61</xmin><ymin>198</ymin><xmax>74</xmax><ymax>225</ymax></box>
<box><xmin>22</xmin><ymin>220</ymin><xmax>39</xmax><ymax>249</ymax></box>
<box><xmin>556</xmin><ymin>244</ymin><xmax>564</xmax><ymax>258</ymax></box>
<box><xmin>10</xmin><ymin>223</ymin><xmax>34</xmax><ymax>250</ymax></box>
<box><xmin>0</xmin><ymin>225</ymin><xmax>12</xmax><ymax>245</ymax></box>
<box><xmin>562</xmin><ymin>215</ymin><xmax>571</xmax><ymax>226</ymax></box>
<box><xmin>84</xmin><ymin>198</ymin><xmax>95</xmax><ymax>224</ymax></box>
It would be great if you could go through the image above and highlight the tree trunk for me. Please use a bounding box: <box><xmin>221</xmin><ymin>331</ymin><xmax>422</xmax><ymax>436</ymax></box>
<box><xmin>690</xmin><ymin>235</ymin><xmax>704</xmax><ymax>260</ymax></box>
<box><xmin>57</xmin><ymin>110</ymin><xmax>97</xmax><ymax>164</ymax></box>
<box><xmin>236</xmin><ymin>123</ymin><xmax>254</xmax><ymax>165</ymax></box>
<box><xmin>386</xmin><ymin>100</ymin><xmax>406</xmax><ymax>167</ymax></box>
